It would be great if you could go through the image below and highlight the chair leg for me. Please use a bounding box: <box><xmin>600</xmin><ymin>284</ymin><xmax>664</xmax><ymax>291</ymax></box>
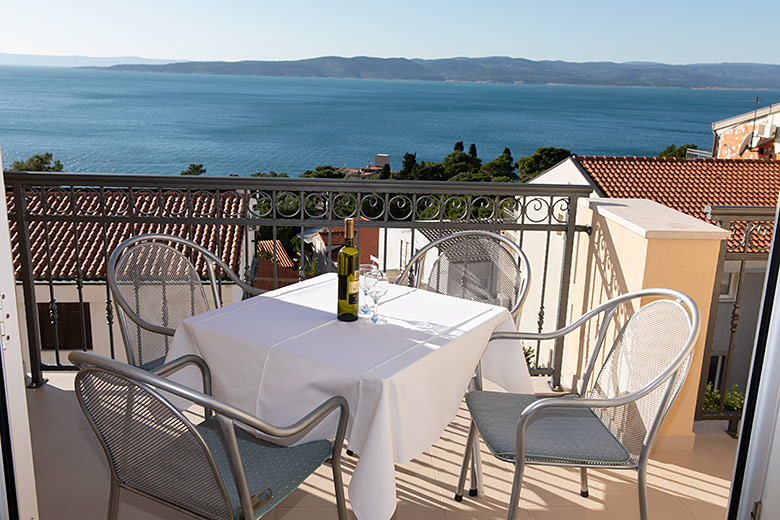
<box><xmin>507</xmin><ymin>458</ymin><xmax>525</xmax><ymax>520</ymax></box>
<box><xmin>455</xmin><ymin>420</ymin><xmax>477</xmax><ymax>501</ymax></box>
<box><xmin>332</xmin><ymin>455</ymin><xmax>348</xmax><ymax>520</ymax></box>
<box><xmin>638</xmin><ymin>465</ymin><xmax>649</xmax><ymax>520</ymax></box>
<box><xmin>580</xmin><ymin>467</ymin><xmax>589</xmax><ymax>498</ymax></box>
<box><xmin>107</xmin><ymin>478</ymin><xmax>120</xmax><ymax>520</ymax></box>
<box><xmin>469</xmin><ymin>431</ymin><xmax>484</xmax><ymax>497</ymax></box>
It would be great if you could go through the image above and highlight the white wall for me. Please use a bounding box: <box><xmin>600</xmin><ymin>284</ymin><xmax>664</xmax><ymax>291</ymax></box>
<box><xmin>0</xmin><ymin>154</ymin><xmax>39</xmax><ymax>519</ymax></box>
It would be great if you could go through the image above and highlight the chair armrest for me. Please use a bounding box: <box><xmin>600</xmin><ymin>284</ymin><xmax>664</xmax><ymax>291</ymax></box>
<box><xmin>69</xmin><ymin>352</ymin><xmax>348</xmax><ymax>443</ymax></box>
<box><xmin>490</xmin><ymin>330</ymin><xmax>569</xmax><ymax>342</ymax></box>
<box><xmin>153</xmin><ymin>354</ymin><xmax>213</xmax><ymax>398</ymax></box>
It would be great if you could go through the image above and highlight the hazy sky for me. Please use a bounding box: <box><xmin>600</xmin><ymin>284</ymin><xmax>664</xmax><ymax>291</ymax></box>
<box><xmin>2</xmin><ymin>0</ymin><xmax>778</xmax><ymax>65</ymax></box>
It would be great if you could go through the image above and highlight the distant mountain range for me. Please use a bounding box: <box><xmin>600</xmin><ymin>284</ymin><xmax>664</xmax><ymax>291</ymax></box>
<box><xmin>80</xmin><ymin>56</ymin><xmax>780</xmax><ymax>89</ymax></box>
<box><xmin>0</xmin><ymin>52</ymin><xmax>179</xmax><ymax>68</ymax></box>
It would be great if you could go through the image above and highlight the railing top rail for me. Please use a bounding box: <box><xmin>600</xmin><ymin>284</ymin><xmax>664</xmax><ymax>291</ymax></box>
<box><xmin>705</xmin><ymin>205</ymin><xmax>777</xmax><ymax>220</ymax></box>
<box><xmin>4</xmin><ymin>171</ymin><xmax>593</xmax><ymax>197</ymax></box>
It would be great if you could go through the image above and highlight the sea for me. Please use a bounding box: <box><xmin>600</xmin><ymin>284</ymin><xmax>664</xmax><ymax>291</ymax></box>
<box><xmin>1</xmin><ymin>65</ymin><xmax>778</xmax><ymax>177</ymax></box>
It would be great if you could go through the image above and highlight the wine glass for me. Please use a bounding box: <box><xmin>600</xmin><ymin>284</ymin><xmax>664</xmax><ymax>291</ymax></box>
<box><xmin>366</xmin><ymin>271</ymin><xmax>389</xmax><ymax>324</ymax></box>
<box><xmin>359</xmin><ymin>264</ymin><xmax>377</xmax><ymax>316</ymax></box>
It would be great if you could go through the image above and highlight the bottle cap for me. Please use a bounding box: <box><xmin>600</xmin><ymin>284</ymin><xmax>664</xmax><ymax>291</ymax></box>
<box><xmin>344</xmin><ymin>218</ymin><xmax>354</xmax><ymax>238</ymax></box>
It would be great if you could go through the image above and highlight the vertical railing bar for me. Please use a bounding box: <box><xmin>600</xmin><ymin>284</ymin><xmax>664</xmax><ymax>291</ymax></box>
<box><xmin>383</xmin><ymin>192</ymin><xmax>389</xmax><ymax>272</ymax></box>
<box><xmin>299</xmin><ymin>224</ymin><xmax>305</xmax><ymax>281</ymax></box>
<box><xmin>242</xmin><ymin>190</ymin><xmax>253</xmax><ymax>294</ymax></box>
<box><xmin>69</xmin><ymin>186</ymin><xmax>89</xmax><ymax>359</ymax></box>
<box><xmin>720</xmin><ymin>250</ymin><xmax>747</xmax><ymax>412</ymax></box>
<box><xmin>518</xmin><ymin>196</ymin><xmax>526</xmax><ymax>249</ymax></box>
<box><xmin>551</xmin><ymin>194</ymin><xmax>581</xmax><ymax>391</ymax></box>
<box><xmin>41</xmin><ymin>220</ymin><xmax>61</xmax><ymax>366</ymax></box>
<box><xmin>215</xmin><ymin>190</ymin><xmax>224</xmax><ymax>303</ymax></box>
<box><xmin>98</xmin><ymin>186</ymin><xmax>116</xmax><ymax>359</ymax></box>
<box><xmin>536</xmin><ymin>197</ymin><xmax>553</xmax><ymax>373</ymax></box>
<box><xmin>13</xmin><ymin>183</ymin><xmax>46</xmax><ymax>386</ymax></box>
<box><xmin>298</xmin><ymin>190</ymin><xmax>305</xmax><ymax>281</ymax></box>
<box><xmin>272</xmin><ymin>225</ymin><xmax>278</xmax><ymax>289</ymax></box>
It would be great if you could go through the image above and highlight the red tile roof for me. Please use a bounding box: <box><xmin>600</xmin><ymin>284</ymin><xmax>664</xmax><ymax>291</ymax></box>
<box><xmin>573</xmin><ymin>156</ymin><xmax>780</xmax><ymax>251</ymax></box>
<box><xmin>8</xmin><ymin>189</ymin><xmax>245</xmax><ymax>281</ymax></box>
<box><xmin>257</xmin><ymin>240</ymin><xmax>294</xmax><ymax>268</ymax></box>
<box><xmin>315</xmin><ymin>224</ymin><xmax>380</xmax><ymax>262</ymax></box>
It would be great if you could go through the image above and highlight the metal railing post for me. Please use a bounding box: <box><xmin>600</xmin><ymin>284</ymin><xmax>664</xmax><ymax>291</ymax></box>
<box><xmin>551</xmin><ymin>194</ymin><xmax>583</xmax><ymax>391</ymax></box>
<box><xmin>11</xmin><ymin>184</ymin><xmax>45</xmax><ymax>387</ymax></box>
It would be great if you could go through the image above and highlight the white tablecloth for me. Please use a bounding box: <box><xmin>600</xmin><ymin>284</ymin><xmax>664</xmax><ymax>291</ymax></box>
<box><xmin>167</xmin><ymin>273</ymin><xmax>533</xmax><ymax>519</ymax></box>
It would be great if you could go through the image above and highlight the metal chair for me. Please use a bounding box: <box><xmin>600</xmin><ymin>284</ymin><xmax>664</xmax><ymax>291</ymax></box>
<box><xmin>108</xmin><ymin>233</ymin><xmax>264</xmax><ymax>372</ymax></box>
<box><xmin>396</xmin><ymin>230</ymin><xmax>531</xmax><ymax>321</ymax></box>
<box><xmin>396</xmin><ymin>230</ymin><xmax>531</xmax><ymax>492</ymax></box>
<box><xmin>455</xmin><ymin>289</ymin><xmax>700</xmax><ymax>520</ymax></box>
<box><xmin>70</xmin><ymin>351</ymin><xmax>348</xmax><ymax>520</ymax></box>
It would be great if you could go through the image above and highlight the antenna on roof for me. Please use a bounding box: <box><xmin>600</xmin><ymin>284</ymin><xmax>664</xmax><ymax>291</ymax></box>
<box><xmin>740</xmin><ymin>97</ymin><xmax>762</xmax><ymax>157</ymax></box>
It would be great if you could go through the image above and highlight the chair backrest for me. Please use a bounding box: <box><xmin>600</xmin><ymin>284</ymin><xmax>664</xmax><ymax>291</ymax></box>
<box><xmin>109</xmin><ymin>237</ymin><xmax>214</xmax><ymax>370</ymax></box>
<box><xmin>586</xmin><ymin>295</ymin><xmax>696</xmax><ymax>464</ymax></box>
<box><xmin>75</xmin><ymin>366</ymin><xmax>234</xmax><ymax>520</ymax></box>
<box><xmin>396</xmin><ymin>230</ymin><xmax>530</xmax><ymax>319</ymax></box>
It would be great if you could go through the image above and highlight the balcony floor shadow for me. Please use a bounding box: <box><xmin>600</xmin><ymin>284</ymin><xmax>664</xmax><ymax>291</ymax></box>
<box><xmin>27</xmin><ymin>372</ymin><xmax>736</xmax><ymax>520</ymax></box>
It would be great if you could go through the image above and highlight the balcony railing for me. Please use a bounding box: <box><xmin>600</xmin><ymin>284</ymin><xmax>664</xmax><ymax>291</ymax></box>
<box><xmin>698</xmin><ymin>205</ymin><xmax>776</xmax><ymax>435</ymax></box>
<box><xmin>686</xmin><ymin>148</ymin><xmax>713</xmax><ymax>160</ymax></box>
<box><xmin>5</xmin><ymin>172</ymin><xmax>592</xmax><ymax>389</ymax></box>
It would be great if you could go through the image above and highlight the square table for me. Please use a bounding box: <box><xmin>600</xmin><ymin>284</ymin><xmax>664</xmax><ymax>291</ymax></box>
<box><xmin>167</xmin><ymin>273</ymin><xmax>533</xmax><ymax>519</ymax></box>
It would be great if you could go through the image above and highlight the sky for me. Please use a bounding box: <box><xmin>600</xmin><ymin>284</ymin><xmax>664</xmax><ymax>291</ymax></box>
<box><xmin>2</xmin><ymin>0</ymin><xmax>778</xmax><ymax>65</ymax></box>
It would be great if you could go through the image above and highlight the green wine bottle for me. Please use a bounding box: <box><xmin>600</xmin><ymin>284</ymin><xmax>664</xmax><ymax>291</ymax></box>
<box><xmin>337</xmin><ymin>218</ymin><xmax>359</xmax><ymax>321</ymax></box>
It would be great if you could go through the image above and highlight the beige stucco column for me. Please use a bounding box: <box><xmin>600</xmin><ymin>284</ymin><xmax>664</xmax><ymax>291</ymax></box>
<box><xmin>564</xmin><ymin>198</ymin><xmax>730</xmax><ymax>451</ymax></box>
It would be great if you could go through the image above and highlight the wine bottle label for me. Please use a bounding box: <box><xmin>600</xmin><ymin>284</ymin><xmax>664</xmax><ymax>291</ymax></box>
<box><xmin>347</xmin><ymin>280</ymin><xmax>359</xmax><ymax>294</ymax></box>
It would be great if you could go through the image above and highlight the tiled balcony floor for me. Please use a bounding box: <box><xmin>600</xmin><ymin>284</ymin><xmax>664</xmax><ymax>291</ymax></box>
<box><xmin>28</xmin><ymin>371</ymin><xmax>737</xmax><ymax>520</ymax></box>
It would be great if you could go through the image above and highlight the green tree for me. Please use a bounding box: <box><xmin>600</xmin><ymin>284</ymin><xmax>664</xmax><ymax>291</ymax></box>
<box><xmin>181</xmin><ymin>163</ymin><xmax>206</xmax><ymax>176</ymax></box>
<box><xmin>8</xmin><ymin>153</ymin><xmax>63</xmax><ymax>172</ymax></box>
<box><xmin>442</xmin><ymin>150</ymin><xmax>481</xmax><ymax>179</ymax></box>
<box><xmin>659</xmin><ymin>143</ymin><xmax>697</xmax><ymax>158</ymax></box>
<box><xmin>516</xmin><ymin>147</ymin><xmax>572</xmax><ymax>183</ymax></box>
<box><xmin>479</xmin><ymin>149</ymin><xmax>516</xmax><ymax>180</ymax></box>
<box><xmin>413</xmin><ymin>161</ymin><xmax>447</xmax><ymax>181</ymax></box>
<box><xmin>251</xmin><ymin>171</ymin><xmax>289</xmax><ymax>177</ymax></box>
<box><xmin>454</xmin><ymin>141</ymin><xmax>464</xmax><ymax>152</ymax></box>
<box><xmin>468</xmin><ymin>143</ymin><xmax>478</xmax><ymax>158</ymax></box>
<box><xmin>448</xmin><ymin>170</ymin><xmax>492</xmax><ymax>182</ymax></box>
<box><xmin>378</xmin><ymin>163</ymin><xmax>391</xmax><ymax>179</ymax></box>
<box><xmin>300</xmin><ymin>165</ymin><xmax>345</xmax><ymax>178</ymax></box>
<box><xmin>392</xmin><ymin>153</ymin><xmax>418</xmax><ymax>180</ymax></box>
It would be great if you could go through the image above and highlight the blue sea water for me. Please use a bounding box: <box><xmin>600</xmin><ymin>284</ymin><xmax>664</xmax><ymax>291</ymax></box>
<box><xmin>1</xmin><ymin>65</ymin><xmax>778</xmax><ymax>176</ymax></box>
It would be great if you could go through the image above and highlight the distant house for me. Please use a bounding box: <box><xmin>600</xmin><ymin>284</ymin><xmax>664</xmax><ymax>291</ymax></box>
<box><xmin>536</xmin><ymin>156</ymin><xmax>780</xmax><ymax>392</ymax></box>
<box><xmin>713</xmin><ymin>102</ymin><xmax>780</xmax><ymax>160</ymax></box>
<box><xmin>311</xmin><ymin>222</ymin><xmax>380</xmax><ymax>268</ymax></box>
<box><xmin>7</xmin><ymin>189</ymin><xmax>248</xmax><ymax>367</ymax></box>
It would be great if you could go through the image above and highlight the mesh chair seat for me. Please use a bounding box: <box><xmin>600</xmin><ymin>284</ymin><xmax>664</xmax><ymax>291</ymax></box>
<box><xmin>196</xmin><ymin>419</ymin><xmax>333</xmax><ymax>519</ymax></box>
<box><xmin>466</xmin><ymin>391</ymin><xmax>631</xmax><ymax>465</ymax></box>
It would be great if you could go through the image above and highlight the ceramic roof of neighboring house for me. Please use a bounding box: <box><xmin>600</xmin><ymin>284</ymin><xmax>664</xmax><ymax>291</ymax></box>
<box><xmin>570</xmin><ymin>156</ymin><xmax>780</xmax><ymax>251</ymax></box>
<box><xmin>256</xmin><ymin>240</ymin><xmax>294</xmax><ymax>268</ymax></box>
<box><xmin>8</xmin><ymin>190</ymin><xmax>245</xmax><ymax>281</ymax></box>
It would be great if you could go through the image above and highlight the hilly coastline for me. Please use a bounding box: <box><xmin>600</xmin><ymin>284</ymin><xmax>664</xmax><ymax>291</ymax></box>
<box><xmin>85</xmin><ymin>56</ymin><xmax>780</xmax><ymax>89</ymax></box>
